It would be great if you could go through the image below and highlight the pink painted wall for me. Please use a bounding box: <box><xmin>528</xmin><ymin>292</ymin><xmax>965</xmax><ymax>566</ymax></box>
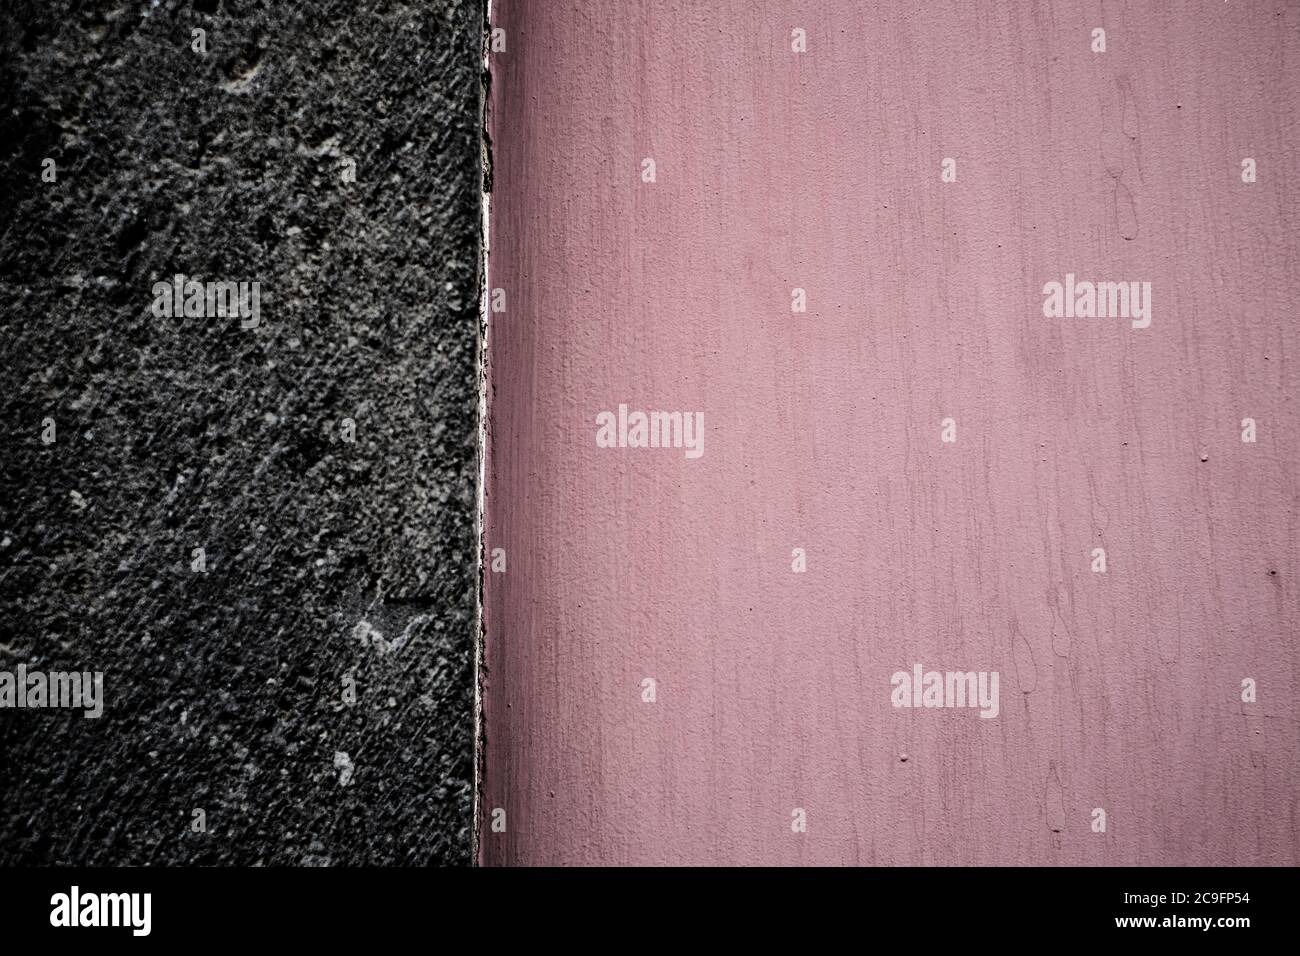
<box><xmin>481</xmin><ymin>0</ymin><xmax>1300</xmax><ymax>866</ymax></box>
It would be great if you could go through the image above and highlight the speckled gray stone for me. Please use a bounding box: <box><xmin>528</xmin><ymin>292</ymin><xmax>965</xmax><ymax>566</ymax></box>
<box><xmin>0</xmin><ymin>0</ymin><xmax>482</xmax><ymax>865</ymax></box>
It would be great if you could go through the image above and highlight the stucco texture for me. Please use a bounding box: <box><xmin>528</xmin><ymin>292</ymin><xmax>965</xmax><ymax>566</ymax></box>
<box><xmin>0</xmin><ymin>0</ymin><xmax>482</xmax><ymax>865</ymax></box>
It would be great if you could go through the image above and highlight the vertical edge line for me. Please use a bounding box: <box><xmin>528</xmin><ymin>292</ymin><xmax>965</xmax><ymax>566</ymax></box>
<box><xmin>472</xmin><ymin>0</ymin><xmax>492</xmax><ymax>868</ymax></box>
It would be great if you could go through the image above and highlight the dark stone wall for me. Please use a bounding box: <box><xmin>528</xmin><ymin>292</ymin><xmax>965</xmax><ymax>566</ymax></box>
<box><xmin>0</xmin><ymin>0</ymin><xmax>482</xmax><ymax>865</ymax></box>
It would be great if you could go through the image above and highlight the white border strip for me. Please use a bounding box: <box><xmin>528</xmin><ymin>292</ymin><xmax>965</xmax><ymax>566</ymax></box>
<box><xmin>471</xmin><ymin>0</ymin><xmax>492</xmax><ymax>867</ymax></box>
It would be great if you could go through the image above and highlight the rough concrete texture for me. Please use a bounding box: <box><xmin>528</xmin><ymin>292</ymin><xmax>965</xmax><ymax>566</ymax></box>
<box><xmin>482</xmin><ymin>0</ymin><xmax>1299</xmax><ymax>865</ymax></box>
<box><xmin>0</xmin><ymin>0</ymin><xmax>482</xmax><ymax>864</ymax></box>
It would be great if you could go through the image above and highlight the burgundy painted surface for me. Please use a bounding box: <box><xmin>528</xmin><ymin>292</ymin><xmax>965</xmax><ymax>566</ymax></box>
<box><xmin>482</xmin><ymin>0</ymin><xmax>1300</xmax><ymax>865</ymax></box>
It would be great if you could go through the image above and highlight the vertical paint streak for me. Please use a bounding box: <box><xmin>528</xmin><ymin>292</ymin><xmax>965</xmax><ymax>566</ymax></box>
<box><xmin>473</xmin><ymin>0</ymin><xmax>493</xmax><ymax>865</ymax></box>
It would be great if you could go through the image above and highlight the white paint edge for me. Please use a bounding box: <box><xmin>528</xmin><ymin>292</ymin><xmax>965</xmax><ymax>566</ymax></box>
<box><xmin>471</xmin><ymin>0</ymin><xmax>492</xmax><ymax>867</ymax></box>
